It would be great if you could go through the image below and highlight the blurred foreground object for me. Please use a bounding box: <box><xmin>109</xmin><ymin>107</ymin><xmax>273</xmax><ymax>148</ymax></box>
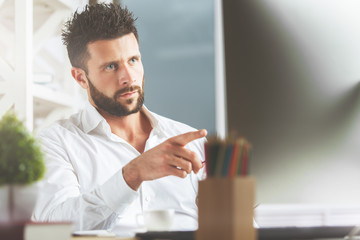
<box><xmin>198</xmin><ymin>136</ymin><xmax>256</xmax><ymax>240</ymax></box>
<box><xmin>0</xmin><ymin>111</ymin><xmax>45</xmax><ymax>222</ymax></box>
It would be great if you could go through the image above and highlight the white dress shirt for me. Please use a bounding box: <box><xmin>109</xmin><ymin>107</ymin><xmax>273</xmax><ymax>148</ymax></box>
<box><xmin>32</xmin><ymin>102</ymin><xmax>206</xmax><ymax>231</ymax></box>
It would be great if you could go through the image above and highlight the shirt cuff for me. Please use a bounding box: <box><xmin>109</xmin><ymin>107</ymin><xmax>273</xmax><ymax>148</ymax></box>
<box><xmin>98</xmin><ymin>168</ymin><xmax>139</xmax><ymax>214</ymax></box>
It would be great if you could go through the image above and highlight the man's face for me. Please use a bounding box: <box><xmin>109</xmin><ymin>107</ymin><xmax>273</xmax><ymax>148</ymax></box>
<box><xmin>85</xmin><ymin>33</ymin><xmax>145</xmax><ymax>117</ymax></box>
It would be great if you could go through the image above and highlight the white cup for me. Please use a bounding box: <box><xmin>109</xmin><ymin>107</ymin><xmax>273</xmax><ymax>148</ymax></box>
<box><xmin>137</xmin><ymin>209</ymin><xmax>175</xmax><ymax>231</ymax></box>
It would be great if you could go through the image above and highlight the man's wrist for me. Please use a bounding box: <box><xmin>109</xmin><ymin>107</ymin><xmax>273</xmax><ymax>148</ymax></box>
<box><xmin>122</xmin><ymin>162</ymin><xmax>142</xmax><ymax>191</ymax></box>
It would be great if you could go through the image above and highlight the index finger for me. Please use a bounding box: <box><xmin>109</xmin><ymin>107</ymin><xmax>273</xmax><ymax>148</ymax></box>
<box><xmin>169</xmin><ymin>129</ymin><xmax>207</xmax><ymax>146</ymax></box>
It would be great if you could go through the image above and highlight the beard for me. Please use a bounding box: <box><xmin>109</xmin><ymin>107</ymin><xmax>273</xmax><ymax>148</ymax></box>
<box><xmin>87</xmin><ymin>76</ymin><xmax>145</xmax><ymax>117</ymax></box>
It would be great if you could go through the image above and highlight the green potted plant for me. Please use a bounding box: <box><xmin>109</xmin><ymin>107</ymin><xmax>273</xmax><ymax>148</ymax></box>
<box><xmin>0</xmin><ymin>111</ymin><xmax>45</xmax><ymax>222</ymax></box>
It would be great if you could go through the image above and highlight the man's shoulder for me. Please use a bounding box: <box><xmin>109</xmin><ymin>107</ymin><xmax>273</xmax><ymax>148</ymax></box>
<box><xmin>150</xmin><ymin>111</ymin><xmax>206</xmax><ymax>161</ymax></box>
<box><xmin>37</xmin><ymin>111</ymin><xmax>83</xmax><ymax>140</ymax></box>
<box><xmin>153</xmin><ymin>113</ymin><xmax>196</xmax><ymax>131</ymax></box>
<box><xmin>150</xmin><ymin>111</ymin><xmax>197</xmax><ymax>136</ymax></box>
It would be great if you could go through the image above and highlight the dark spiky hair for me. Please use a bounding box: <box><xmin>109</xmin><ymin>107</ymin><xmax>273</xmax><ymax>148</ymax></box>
<box><xmin>62</xmin><ymin>3</ymin><xmax>138</xmax><ymax>73</ymax></box>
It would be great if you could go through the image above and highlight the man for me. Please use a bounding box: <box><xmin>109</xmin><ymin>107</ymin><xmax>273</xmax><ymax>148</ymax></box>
<box><xmin>32</xmin><ymin>3</ymin><xmax>207</xmax><ymax>232</ymax></box>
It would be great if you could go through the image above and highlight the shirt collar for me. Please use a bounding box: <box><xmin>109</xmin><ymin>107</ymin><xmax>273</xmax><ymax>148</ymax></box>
<box><xmin>81</xmin><ymin>102</ymin><xmax>163</xmax><ymax>135</ymax></box>
<box><xmin>141</xmin><ymin>106</ymin><xmax>168</xmax><ymax>138</ymax></box>
<box><xmin>141</xmin><ymin>105</ymin><xmax>160</xmax><ymax>130</ymax></box>
<box><xmin>81</xmin><ymin>101</ymin><xmax>107</xmax><ymax>134</ymax></box>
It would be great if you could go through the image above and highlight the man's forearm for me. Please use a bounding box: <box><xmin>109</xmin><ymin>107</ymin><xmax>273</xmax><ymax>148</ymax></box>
<box><xmin>33</xmin><ymin>168</ymin><xmax>139</xmax><ymax>230</ymax></box>
<box><xmin>43</xmin><ymin>195</ymin><xmax>118</xmax><ymax>230</ymax></box>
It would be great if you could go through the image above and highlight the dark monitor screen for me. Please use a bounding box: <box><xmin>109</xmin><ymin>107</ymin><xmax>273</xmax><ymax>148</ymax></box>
<box><xmin>221</xmin><ymin>0</ymin><xmax>360</xmax><ymax>205</ymax></box>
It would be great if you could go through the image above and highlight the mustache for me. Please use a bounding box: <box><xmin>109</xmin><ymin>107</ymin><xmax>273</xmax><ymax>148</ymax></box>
<box><xmin>114</xmin><ymin>85</ymin><xmax>141</xmax><ymax>99</ymax></box>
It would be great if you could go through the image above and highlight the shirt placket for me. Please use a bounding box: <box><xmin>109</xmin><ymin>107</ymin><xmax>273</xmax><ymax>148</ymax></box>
<box><xmin>139</xmin><ymin>128</ymin><xmax>164</xmax><ymax>212</ymax></box>
<box><xmin>140</xmin><ymin>185</ymin><xmax>152</xmax><ymax>211</ymax></box>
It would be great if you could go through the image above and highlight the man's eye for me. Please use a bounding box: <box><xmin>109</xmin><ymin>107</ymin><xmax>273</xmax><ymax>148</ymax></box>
<box><xmin>130</xmin><ymin>58</ymin><xmax>137</xmax><ymax>64</ymax></box>
<box><xmin>106</xmin><ymin>64</ymin><xmax>116</xmax><ymax>70</ymax></box>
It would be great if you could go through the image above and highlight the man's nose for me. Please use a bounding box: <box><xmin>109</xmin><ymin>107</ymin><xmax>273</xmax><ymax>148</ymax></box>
<box><xmin>118</xmin><ymin>65</ymin><xmax>135</xmax><ymax>85</ymax></box>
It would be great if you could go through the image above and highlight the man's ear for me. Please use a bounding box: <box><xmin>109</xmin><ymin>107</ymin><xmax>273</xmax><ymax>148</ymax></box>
<box><xmin>71</xmin><ymin>67</ymin><xmax>89</xmax><ymax>90</ymax></box>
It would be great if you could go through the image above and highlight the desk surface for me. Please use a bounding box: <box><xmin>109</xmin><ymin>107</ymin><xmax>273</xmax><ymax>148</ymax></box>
<box><xmin>72</xmin><ymin>226</ymin><xmax>358</xmax><ymax>240</ymax></box>
<box><xmin>72</xmin><ymin>237</ymin><xmax>135</xmax><ymax>240</ymax></box>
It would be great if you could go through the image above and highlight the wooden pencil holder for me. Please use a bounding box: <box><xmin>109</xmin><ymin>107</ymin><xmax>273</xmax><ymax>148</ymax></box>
<box><xmin>196</xmin><ymin>177</ymin><xmax>256</xmax><ymax>240</ymax></box>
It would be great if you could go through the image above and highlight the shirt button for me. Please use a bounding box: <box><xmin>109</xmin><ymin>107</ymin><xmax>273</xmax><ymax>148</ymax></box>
<box><xmin>145</xmin><ymin>196</ymin><xmax>151</xmax><ymax>202</ymax></box>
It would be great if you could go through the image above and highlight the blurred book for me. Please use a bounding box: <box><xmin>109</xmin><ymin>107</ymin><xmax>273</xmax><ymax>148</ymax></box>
<box><xmin>0</xmin><ymin>222</ymin><xmax>72</xmax><ymax>240</ymax></box>
<box><xmin>73</xmin><ymin>229</ymin><xmax>136</xmax><ymax>239</ymax></box>
<box><xmin>255</xmin><ymin>204</ymin><xmax>360</xmax><ymax>228</ymax></box>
